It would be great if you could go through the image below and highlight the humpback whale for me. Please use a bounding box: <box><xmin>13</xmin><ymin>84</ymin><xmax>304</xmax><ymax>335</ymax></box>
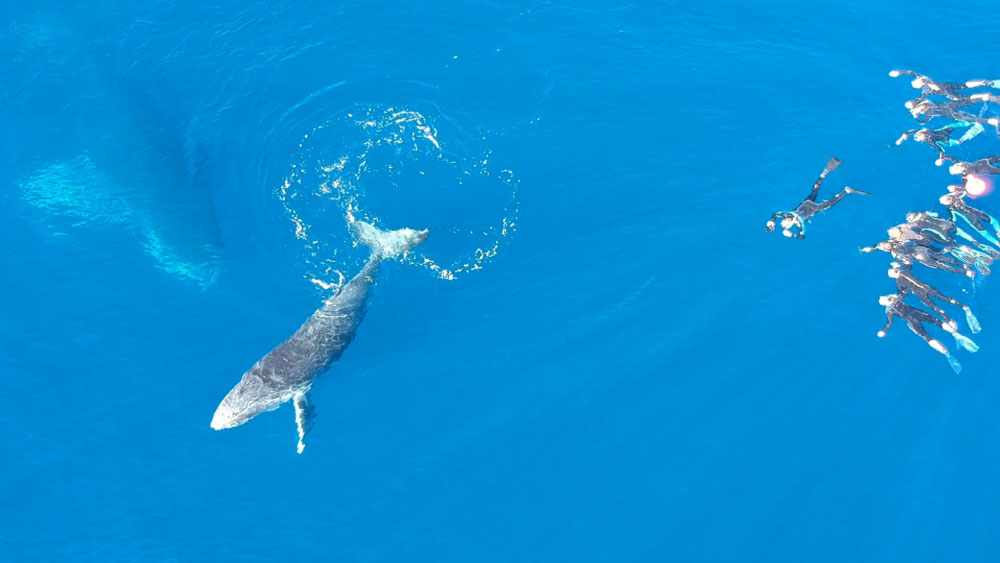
<box><xmin>211</xmin><ymin>221</ymin><xmax>428</xmax><ymax>452</ymax></box>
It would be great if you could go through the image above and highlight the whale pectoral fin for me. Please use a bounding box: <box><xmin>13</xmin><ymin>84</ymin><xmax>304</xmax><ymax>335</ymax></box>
<box><xmin>294</xmin><ymin>393</ymin><xmax>316</xmax><ymax>454</ymax></box>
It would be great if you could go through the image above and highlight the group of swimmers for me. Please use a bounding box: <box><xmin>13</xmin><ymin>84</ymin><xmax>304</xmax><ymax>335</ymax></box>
<box><xmin>766</xmin><ymin>70</ymin><xmax>1000</xmax><ymax>373</ymax></box>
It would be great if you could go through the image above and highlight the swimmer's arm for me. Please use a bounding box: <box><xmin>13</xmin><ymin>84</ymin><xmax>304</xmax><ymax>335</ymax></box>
<box><xmin>894</xmin><ymin>129</ymin><xmax>918</xmax><ymax>145</ymax></box>
<box><xmin>878</xmin><ymin>313</ymin><xmax>894</xmax><ymax>337</ymax></box>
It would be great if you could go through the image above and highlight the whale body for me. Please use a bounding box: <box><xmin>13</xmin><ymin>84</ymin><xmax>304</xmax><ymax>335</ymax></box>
<box><xmin>211</xmin><ymin>221</ymin><xmax>428</xmax><ymax>452</ymax></box>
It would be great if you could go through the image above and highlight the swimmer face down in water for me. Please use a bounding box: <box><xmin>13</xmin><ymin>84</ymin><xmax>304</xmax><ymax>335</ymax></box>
<box><xmin>887</xmin><ymin>263</ymin><xmax>981</xmax><ymax>333</ymax></box>
<box><xmin>877</xmin><ymin>293</ymin><xmax>977</xmax><ymax>373</ymax></box>
<box><xmin>766</xmin><ymin>157</ymin><xmax>871</xmax><ymax>238</ymax></box>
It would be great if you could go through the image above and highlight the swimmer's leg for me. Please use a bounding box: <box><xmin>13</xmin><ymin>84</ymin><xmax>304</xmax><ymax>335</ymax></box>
<box><xmin>914</xmin><ymin>292</ymin><xmax>952</xmax><ymax>324</ymax></box>
<box><xmin>950</xmin><ymin>245</ymin><xmax>993</xmax><ymax>276</ymax></box>
<box><xmin>960</xmin><ymin>211</ymin><xmax>1000</xmax><ymax>246</ymax></box>
<box><xmin>908</xmin><ymin>318</ymin><xmax>961</xmax><ymax>372</ymax></box>
<box><xmin>957</xmin><ymin>121</ymin><xmax>985</xmax><ymax>143</ymax></box>
<box><xmin>966</xmin><ymin>79</ymin><xmax>1000</xmax><ymax>89</ymax></box>
<box><xmin>918</xmin><ymin>256</ymin><xmax>968</xmax><ymax>277</ymax></box>
<box><xmin>806</xmin><ymin>157</ymin><xmax>842</xmax><ymax>201</ymax></box>
<box><xmin>812</xmin><ymin>186</ymin><xmax>869</xmax><ymax>214</ymax></box>
<box><xmin>988</xmin><ymin>215</ymin><xmax>1000</xmax><ymax>239</ymax></box>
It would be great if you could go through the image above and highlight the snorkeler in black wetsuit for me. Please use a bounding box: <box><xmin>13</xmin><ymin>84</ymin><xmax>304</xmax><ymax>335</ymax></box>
<box><xmin>890</xmin><ymin>70</ymin><xmax>980</xmax><ymax>105</ymax></box>
<box><xmin>765</xmin><ymin>157</ymin><xmax>871</xmax><ymax>239</ymax></box>
<box><xmin>887</xmin><ymin>262</ymin><xmax>981</xmax><ymax>333</ymax></box>
<box><xmin>860</xmin><ymin>240</ymin><xmax>976</xmax><ymax>278</ymax></box>
<box><xmin>877</xmin><ymin>293</ymin><xmax>977</xmax><ymax>374</ymax></box>
<box><xmin>906</xmin><ymin>98</ymin><xmax>997</xmax><ymax>129</ymax></box>
<box><xmin>894</xmin><ymin>121</ymin><xmax>985</xmax><ymax>158</ymax></box>
<box><xmin>887</xmin><ymin>222</ymin><xmax>994</xmax><ymax>274</ymax></box>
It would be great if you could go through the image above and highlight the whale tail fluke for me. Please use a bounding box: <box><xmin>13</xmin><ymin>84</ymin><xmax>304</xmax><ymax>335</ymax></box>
<box><xmin>354</xmin><ymin>220</ymin><xmax>429</xmax><ymax>259</ymax></box>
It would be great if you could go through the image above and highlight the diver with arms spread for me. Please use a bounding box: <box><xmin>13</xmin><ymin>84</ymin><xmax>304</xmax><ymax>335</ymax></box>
<box><xmin>766</xmin><ymin>157</ymin><xmax>871</xmax><ymax>239</ymax></box>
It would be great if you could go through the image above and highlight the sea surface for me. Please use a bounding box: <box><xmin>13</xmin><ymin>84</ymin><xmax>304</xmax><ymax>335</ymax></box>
<box><xmin>4</xmin><ymin>2</ymin><xmax>1000</xmax><ymax>561</ymax></box>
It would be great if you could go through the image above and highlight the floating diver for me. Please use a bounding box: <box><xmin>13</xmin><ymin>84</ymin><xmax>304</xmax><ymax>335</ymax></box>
<box><xmin>876</xmin><ymin>293</ymin><xmax>978</xmax><ymax>374</ymax></box>
<box><xmin>906</xmin><ymin>98</ymin><xmax>996</xmax><ymax>127</ymax></box>
<box><xmin>860</xmin><ymin>240</ymin><xmax>976</xmax><ymax>278</ymax></box>
<box><xmin>893</xmin><ymin>121</ymin><xmax>985</xmax><ymax>158</ymax></box>
<box><xmin>890</xmin><ymin>70</ymin><xmax>982</xmax><ymax>106</ymax></box>
<box><xmin>766</xmin><ymin>157</ymin><xmax>871</xmax><ymax>239</ymax></box>
<box><xmin>887</xmin><ymin>262</ymin><xmax>981</xmax><ymax>333</ymax></box>
<box><xmin>887</xmin><ymin>222</ymin><xmax>993</xmax><ymax>275</ymax></box>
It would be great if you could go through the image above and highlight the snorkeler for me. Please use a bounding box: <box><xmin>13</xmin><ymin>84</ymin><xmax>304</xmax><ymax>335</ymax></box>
<box><xmin>887</xmin><ymin>262</ymin><xmax>981</xmax><ymax>333</ymax></box>
<box><xmin>936</xmin><ymin>155</ymin><xmax>1000</xmax><ymax>176</ymax></box>
<box><xmin>887</xmin><ymin>222</ymin><xmax>994</xmax><ymax>275</ymax></box>
<box><xmin>876</xmin><ymin>293</ymin><xmax>977</xmax><ymax>374</ymax></box>
<box><xmin>938</xmin><ymin>189</ymin><xmax>1000</xmax><ymax>247</ymax></box>
<box><xmin>907</xmin><ymin>98</ymin><xmax>996</xmax><ymax>128</ymax></box>
<box><xmin>893</xmin><ymin>121</ymin><xmax>985</xmax><ymax>158</ymax></box>
<box><xmin>860</xmin><ymin>240</ymin><xmax>976</xmax><ymax>278</ymax></box>
<box><xmin>766</xmin><ymin>157</ymin><xmax>871</xmax><ymax>239</ymax></box>
<box><xmin>906</xmin><ymin>210</ymin><xmax>1000</xmax><ymax>258</ymax></box>
<box><xmin>890</xmin><ymin>70</ymin><xmax>984</xmax><ymax>108</ymax></box>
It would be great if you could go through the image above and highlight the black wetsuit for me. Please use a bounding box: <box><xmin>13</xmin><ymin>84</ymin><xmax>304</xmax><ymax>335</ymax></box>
<box><xmin>893</xmin><ymin>266</ymin><xmax>968</xmax><ymax>324</ymax></box>
<box><xmin>868</xmin><ymin>241</ymin><xmax>971</xmax><ymax>276</ymax></box>
<box><xmin>908</xmin><ymin>212</ymin><xmax>959</xmax><ymax>240</ymax></box>
<box><xmin>880</xmin><ymin>296</ymin><xmax>947</xmax><ymax>345</ymax></box>
<box><xmin>898</xmin><ymin>125</ymin><xmax>975</xmax><ymax>158</ymax></box>
<box><xmin>893</xmin><ymin>71</ymin><xmax>970</xmax><ymax>101</ymax></box>
<box><xmin>767</xmin><ymin>157</ymin><xmax>853</xmax><ymax>238</ymax></box>
<box><xmin>912</xmin><ymin>98</ymin><xmax>986</xmax><ymax>124</ymax></box>
<box><xmin>908</xmin><ymin>81</ymin><xmax>974</xmax><ymax>105</ymax></box>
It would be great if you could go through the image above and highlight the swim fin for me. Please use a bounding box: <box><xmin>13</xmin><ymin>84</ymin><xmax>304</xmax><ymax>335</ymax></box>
<box><xmin>947</xmin><ymin>354</ymin><xmax>963</xmax><ymax>374</ymax></box>
<box><xmin>954</xmin><ymin>333</ymin><xmax>980</xmax><ymax>353</ymax></box>
<box><xmin>965</xmin><ymin>306</ymin><xmax>982</xmax><ymax>334</ymax></box>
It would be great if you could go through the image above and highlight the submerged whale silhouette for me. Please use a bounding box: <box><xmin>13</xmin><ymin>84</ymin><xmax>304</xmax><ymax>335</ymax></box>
<box><xmin>13</xmin><ymin>11</ymin><xmax>223</xmax><ymax>286</ymax></box>
<box><xmin>211</xmin><ymin>221</ymin><xmax>428</xmax><ymax>453</ymax></box>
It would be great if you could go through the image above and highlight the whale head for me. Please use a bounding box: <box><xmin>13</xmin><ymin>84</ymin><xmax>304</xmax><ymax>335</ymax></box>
<box><xmin>211</xmin><ymin>370</ymin><xmax>288</xmax><ymax>430</ymax></box>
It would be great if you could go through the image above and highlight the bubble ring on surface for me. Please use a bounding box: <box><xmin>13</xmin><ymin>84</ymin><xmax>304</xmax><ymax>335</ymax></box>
<box><xmin>277</xmin><ymin>104</ymin><xmax>520</xmax><ymax>290</ymax></box>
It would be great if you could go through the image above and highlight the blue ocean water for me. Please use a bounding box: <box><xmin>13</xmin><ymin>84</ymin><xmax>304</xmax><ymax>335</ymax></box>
<box><xmin>5</xmin><ymin>1</ymin><xmax>1000</xmax><ymax>560</ymax></box>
